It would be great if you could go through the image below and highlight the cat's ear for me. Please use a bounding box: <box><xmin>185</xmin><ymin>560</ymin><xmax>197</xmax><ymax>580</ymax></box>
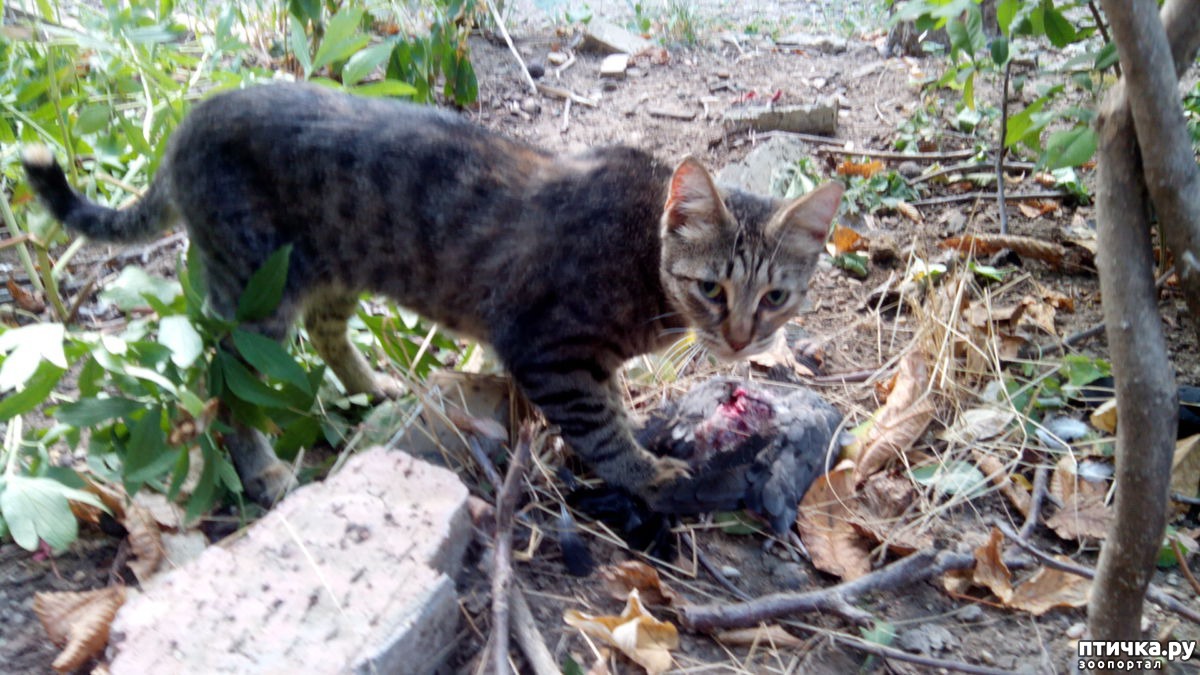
<box><xmin>770</xmin><ymin>181</ymin><xmax>844</xmax><ymax>251</ymax></box>
<box><xmin>663</xmin><ymin>156</ymin><xmax>727</xmax><ymax>239</ymax></box>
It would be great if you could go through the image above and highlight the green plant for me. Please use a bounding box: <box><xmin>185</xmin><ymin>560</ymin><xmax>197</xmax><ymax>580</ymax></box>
<box><xmin>894</xmin><ymin>0</ymin><xmax>1107</xmax><ymax>169</ymax></box>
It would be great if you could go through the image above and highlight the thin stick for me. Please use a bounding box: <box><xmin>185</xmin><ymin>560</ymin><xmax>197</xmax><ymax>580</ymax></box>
<box><xmin>996</xmin><ymin>58</ymin><xmax>1013</xmax><ymax>235</ymax></box>
<box><xmin>995</xmin><ymin>521</ymin><xmax>1200</xmax><ymax>625</ymax></box>
<box><xmin>807</xmin><ymin>368</ymin><xmax>876</xmax><ymax>385</ymax></box>
<box><xmin>816</xmin><ymin>146</ymin><xmax>978</xmax><ymax>162</ymax></box>
<box><xmin>682</xmin><ymin>531</ymin><xmax>752</xmax><ymax>601</ymax></box>
<box><xmin>491</xmin><ymin>424</ymin><xmax>538</xmax><ymax>674</ymax></box>
<box><xmin>826</xmin><ymin>632</ymin><xmax>1015</xmax><ymax>675</ymax></box>
<box><xmin>482</xmin><ymin>0</ymin><xmax>537</xmax><ymax>96</ymax></box>
<box><xmin>909</xmin><ymin>190</ymin><xmax>1069</xmax><ymax>207</ymax></box>
<box><xmin>509</xmin><ymin>585</ymin><xmax>559</xmax><ymax>675</ymax></box>
<box><xmin>1171</xmin><ymin>492</ymin><xmax>1200</xmax><ymax>506</ymax></box>
<box><xmin>1169</xmin><ymin>537</ymin><xmax>1200</xmax><ymax>595</ymax></box>
<box><xmin>1019</xmin><ymin>465</ymin><xmax>1049</xmax><ymax>540</ymax></box>
<box><xmin>560</xmin><ymin>98</ymin><xmax>572</xmax><ymax>133</ymax></box>
<box><xmin>536</xmin><ymin>83</ymin><xmax>597</xmax><ymax>108</ymax></box>
<box><xmin>908</xmin><ymin>160</ymin><xmax>1037</xmax><ymax>186</ymax></box>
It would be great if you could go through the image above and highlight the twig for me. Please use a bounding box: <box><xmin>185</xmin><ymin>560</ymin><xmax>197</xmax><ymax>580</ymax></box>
<box><xmin>560</xmin><ymin>98</ymin><xmax>572</xmax><ymax>133</ymax></box>
<box><xmin>826</xmin><ymin>632</ymin><xmax>1015</xmax><ymax>675</ymax></box>
<box><xmin>753</xmin><ymin>129</ymin><xmax>842</xmax><ymax>145</ymax></box>
<box><xmin>1087</xmin><ymin>0</ymin><xmax>1118</xmax><ymax>76</ymax></box>
<box><xmin>553</xmin><ymin>51</ymin><xmax>576</xmax><ymax>78</ymax></box>
<box><xmin>682</xmin><ymin>531</ymin><xmax>752</xmax><ymax>601</ymax></box>
<box><xmin>816</xmin><ymin>146</ymin><xmax>978</xmax><ymax>162</ymax></box>
<box><xmin>1019</xmin><ymin>465</ymin><xmax>1049</xmax><ymax>540</ymax></box>
<box><xmin>808</xmin><ymin>368</ymin><xmax>876</xmax><ymax>385</ymax></box>
<box><xmin>678</xmin><ymin>549</ymin><xmax>1032</xmax><ymax>631</ymax></box>
<box><xmin>908</xmin><ymin>160</ymin><xmax>1037</xmax><ymax>186</ymax></box>
<box><xmin>466</xmin><ymin>436</ymin><xmax>504</xmax><ymax>491</ymax></box>
<box><xmin>0</xmin><ymin>234</ymin><xmax>31</xmax><ymax>251</ymax></box>
<box><xmin>997</xmin><ymin>58</ymin><xmax>1013</xmax><ymax>235</ymax></box>
<box><xmin>536</xmin><ymin>83</ymin><xmax>597</xmax><ymax>108</ymax></box>
<box><xmin>909</xmin><ymin>190</ymin><xmax>1070</xmax><ymax>207</ymax></box>
<box><xmin>491</xmin><ymin>424</ymin><xmax>538</xmax><ymax>674</ymax></box>
<box><xmin>995</xmin><ymin>521</ymin><xmax>1200</xmax><ymax>625</ymax></box>
<box><xmin>509</xmin><ymin>585</ymin><xmax>559</xmax><ymax>675</ymax></box>
<box><xmin>1169</xmin><ymin>537</ymin><xmax>1200</xmax><ymax>596</ymax></box>
<box><xmin>1171</xmin><ymin>492</ymin><xmax>1200</xmax><ymax>506</ymax></box>
<box><xmin>482</xmin><ymin>0</ymin><xmax>537</xmax><ymax>96</ymax></box>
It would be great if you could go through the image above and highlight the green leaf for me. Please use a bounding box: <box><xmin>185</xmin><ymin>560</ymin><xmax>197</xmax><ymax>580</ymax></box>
<box><xmin>123</xmin><ymin>406</ymin><xmax>171</xmax><ymax>489</ymax></box>
<box><xmin>158</xmin><ymin>315</ymin><xmax>204</xmax><ymax>368</ymax></box>
<box><xmin>289</xmin><ymin>16</ymin><xmax>314</xmax><ymax>78</ymax></box>
<box><xmin>288</xmin><ymin>0</ymin><xmax>321</xmax><ymax>23</ymax></box>
<box><xmin>185</xmin><ymin>435</ymin><xmax>221</xmax><ymax>521</ymax></box>
<box><xmin>313</xmin><ymin>8</ymin><xmax>368</xmax><ymax>70</ymax></box>
<box><xmin>342</xmin><ymin>41</ymin><xmax>395</xmax><ymax>87</ymax></box>
<box><xmin>996</xmin><ymin>0</ymin><xmax>1018</xmax><ymax>37</ymax></box>
<box><xmin>0</xmin><ymin>475</ymin><xmax>105</xmax><ymax>552</ymax></box>
<box><xmin>1060</xmin><ymin>355</ymin><xmax>1111</xmax><ymax>391</ymax></box>
<box><xmin>99</xmin><ymin>266</ymin><xmax>182</xmax><ymax>312</ymax></box>
<box><xmin>832</xmin><ymin>252</ymin><xmax>869</xmax><ymax>278</ymax></box>
<box><xmin>232</xmin><ymin>328</ymin><xmax>311</xmax><ymax>394</ymax></box>
<box><xmin>0</xmin><ymin>362</ymin><xmax>65</xmax><ymax>421</ymax></box>
<box><xmin>1044</xmin><ymin>126</ymin><xmax>1097</xmax><ymax>169</ymax></box>
<box><xmin>237</xmin><ymin>245</ymin><xmax>293</xmax><ymax>322</ymax></box>
<box><xmin>968</xmin><ymin>261</ymin><xmax>1006</xmax><ymax>283</ymax></box>
<box><xmin>220</xmin><ymin>352</ymin><xmax>298</xmax><ymax>409</ymax></box>
<box><xmin>989</xmin><ymin>36</ymin><xmax>1009</xmax><ymax>66</ymax></box>
<box><xmin>57</xmin><ymin>397</ymin><xmax>143</xmax><ymax>427</ymax></box>
<box><xmin>1042</xmin><ymin>6</ymin><xmax>1077</xmax><ymax>48</ymax></box>
<box><xmin>861</xmin><ymin>620</ymin><xmax>897</xmax><ymax>646</ymax></box>
<box><xmin>349</xmin><ymin>80</ymin><xmax>418</xmax><ymax>98</ymax></box>
<box><xmin>0</xmin><ymin>323</ymin><xmax>67</xmax><ymax>392</ymax></box>
<box><xmin>75</xmin><ymin>104</ymin><xmax>111</xmax><ymax>135</ymax></box>
<box><xmin>911</xmin><ymin>461</ymin><xmax>987</xmax><ymax>497</ymax></box>
<box><xmin>1095</xmin><ymin>42</ymin><xmax>1119</xmax><ymax>70</ymax></box>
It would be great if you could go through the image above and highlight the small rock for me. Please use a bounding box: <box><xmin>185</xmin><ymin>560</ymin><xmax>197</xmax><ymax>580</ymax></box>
<box><xmin>580</xmin><ymin>19</ymin><xmax>653</xmax><ymax>55</ymax></box>
<box><xmin>958</xmin><ymin>604</ymin><xmax>984</xmax><ymax>622</ymax></box>
<box><xmin>547</xmin><ymin>51</ymin><xmax>568</xmax><ymax>65</ymax></box>
<box><xmin>527</xmin><ymin>61</ymin><xmax>545</xmax><ymax>79</ymax></box>
<box><xmin>715</xmin><ymin>69</ymin><xmax>731</xmax><ymax>79</ymax></box>
<box><xmin>602</xmin><ymin>80</ymin><xmax>619</xmax><ymax>92</ymax></box>
<box><xmin>648</xmin><ymin>106</ymin><xmax>697</xmax><ymax>121</ymax></box>
<box><xmin>1066</xmin><ymin>622</ymin><xmax>1087</xmax><ymax>639</ymax></box>
<box><xmin>521</xmin><ymin>97</ymin><xmax>541</xmax><ymax>115</ymax></box>
<box><xmin>720</xmin><ymin>565</ymin><xmax>740</xmax><ymax>578</ymax></box>
<box><xmin>897</xmin><ymin>624</ymin><xmax>957</xmax><ymax>655</ymax></box>
<box><xmin>897</xmin><ymin>160</ymin><xmax>924</xmax><ymax>178</ymax></box>
<box><xmin>627</xmin><ymin>66</ymin><xmax>646</xmax><ymax>78</ymax></box>
<box><xmin>599</xmin><ymin>53</ymin><xmax>629</xmax><ymax>79</ymax></box>
<box><xmin>979</xmin><ymin>649</ymin><xmax>995</xmax><ymax>665</ymax></box>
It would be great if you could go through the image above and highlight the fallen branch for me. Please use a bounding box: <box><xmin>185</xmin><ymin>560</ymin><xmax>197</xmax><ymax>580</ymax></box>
<box><xmin>677</xmin><ymin>549</ymin><xmax>1033</xmax><ymax>631</ymax></box>
<box><xmin>1018</xmin><ymin>465</ymin><xmax>1049</xmax><ymax>540</ymax></box>
<box><xmin>907</xmin><ymin>160</ymin><xmax>1037</xmax><ymax>186</ymax></box>
<box><xmin>909</xmin><ymin>190</ymin><xmax>1069</xmax><ymax>207</ymax></box>
<box><xmin>816</xmin><ymin>146</ymin><xmax>978</xmax><ymax>162</ymax></box>
<box><xmin>509</xmin><ymin>584</ymin><xmax>558</xmax><ymax>675</ymax></box>
<box><xmin>996</xmin><ymin>59</ymin><xmax>1013</xmax><ymax>235</ymax></box>
<box><xmin>1169</xmin><ymin>537</ymin><xmax>1200</xmax><ymax>596</ymax></box>
<box><xmin>995</xmin><ymin>522</ymin><xmax>1200</xmax><ymax>625</ymax></box>
<box><xmin>536</xmin><ymin>83</ymin><xmax>597</xmax><ymax>108</ymax></box>
<box><xmin>491</xmin><ymin>424</ymin><xmax>539</xmax><ymax>674</ymax></box>
<box><xmin>825</xmin><ymin>631</ymin><xmax>1015</xmax><ymax>675</ymax></box>
<box><xmin>482</xmin><ymin>0</ymin><xmax>537</xmax><ymax>96</ymax></box>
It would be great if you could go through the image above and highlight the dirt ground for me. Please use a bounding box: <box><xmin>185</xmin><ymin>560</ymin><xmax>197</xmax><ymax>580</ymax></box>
<box><xmin>3</xmin><ymin>2</ymin><xmax>1200</xmax><ymax>674</ymax></box>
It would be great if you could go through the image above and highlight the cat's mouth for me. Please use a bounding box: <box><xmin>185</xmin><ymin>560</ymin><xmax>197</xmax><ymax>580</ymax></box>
<box><xmin>701</xmin><ymin>336</ymin><xmax>771</xmax><ymax>361</ymax></box>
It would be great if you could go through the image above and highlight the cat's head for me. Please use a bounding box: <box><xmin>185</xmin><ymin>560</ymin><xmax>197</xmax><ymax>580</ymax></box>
<box><xmin>659</xmin><ymin>157</ymin><xmax>843</xmax><ymax>361</ymax></box>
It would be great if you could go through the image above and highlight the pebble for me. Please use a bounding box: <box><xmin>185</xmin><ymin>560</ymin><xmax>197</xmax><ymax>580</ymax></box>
<box><xmin>716</xmin><ymin>69</ymin><xmax>731</xmax><ymax>79</ymax></box>
<box><xmin>958</xmin><ymin>604</ymin><xmax>983</xmax><ymax>621</ymax></box>
<box><xmin>521</xmin><ymin>97</ymin><xmax>541</xmax><ymax>115</ymax></box>
<box><xmin>979</xmin><ymin>649</ymin><xmax>995</xmax><ymax>664</ymax></box>
<box><xmin>547</xmin><ymin>51</ymin><xmax>568</xmax><ymax>65</ymax></box>
<box><xmin>720</xmin><ymin>565</ymin><xmax>740</xmax><ymax>578</ymax></box>
<box><xmin>526</xmin><ymin>61</ymin><xmax>545</xmax><ymax>79</ymax></box>
<box><xmin>1066</xmin><ymin>622</ymin><xmax>1087</xmax><ymax>639</ymax></box>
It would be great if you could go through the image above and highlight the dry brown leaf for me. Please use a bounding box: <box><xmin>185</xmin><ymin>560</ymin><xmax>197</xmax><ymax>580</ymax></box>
<box><xmin>852</xmin><ymin>352</ymin><xmax>937</xmax><ymax>482</ymax></box>
<box><xmin>715</xmin><ymin>625</ymin><xmax>804</xmax><ymax>649</ymax></box>
<box><xmin>747</xmin><ymin>331</ymin><xmax>808</xmax><ymax>375</ymax></box>
<box><xmin>1172</xmin><ymin>434</ymin><xmax>1200</xmax><ymax>500</ymax></box>
<box><xmin>1017</xmin><ymin>202</ymin><xmax>1042</xmax><ymax>219</ymax></box>
<box><xmin>564</xmin><ymin>589</ymin><xmax>679</xmax><ymax>674</ymax></box>
<box><xmin>972</xmin><ymin>527</ymin><xmax>1014</xmax><ymax>603</ymax></box>
<box><xmin>943</xmin><ymin>408</ymin><xmax>1014</xmax><ymax>444</ymax></box>
<box><xmin>33</xmin><ymin>586</ymin><xmax>126</xmax><ymax>672</ymax></box>
<box><xmin>942</xmin><ymin>568</ymin><xmax>974</xmax><ymax>595</ymax></box>
<box><xmin>796</xmin><ymin>461</ymin><xmax>874</xmax><ymax>580</ymax></box>
<box><xmin>1033</xmin><ymin>171</ymin><xmax>1058</xmax><ymax>188</ymax></box>
<box><xmin>1046</xmin><ymin>492</ymin><xmax>1111</xmax><ymax>541</ymax></box>
<box><xmin>940</xmin><ymin>234</ymin><xmax>1065</xmax><ymax>267</ymax></box>
<box><xmin>1008</xmin><ymin>560</ymin><xmax>1091</xmax><ymax>615</ymax></box>
<box><xmin>598</xmin><ymin>561</ymin><xmax>680</xmax><ymax>606</ymax></box>
<box><xmin>849</xmin><ymin>472</ymin><xmax>932</xmax><ymax>555</ymax></box>
<box><xmin>894</xmin><ymin>201</ymin><xmax>922</xmax><ymax>224</ymax></box>
<box><xmin>1041</xmin><ymin>288</ymin><xmax>1075</xmax><ymax>313</ymax></box>
<box><xmin>1018</xmin><ymin>295</ymin><xmax>1058</xmax><ymax>336</ymax></box>
<box><xmin>829</xmin><ymin>225</ymin><xmax>869</xmax><ymax>255</ymax></box>
<box><xmin>7</xmin><ymin>276</ymin><xmax>46</xmax><ymax>313</ymax></box>
<box><xmin>1090</xmin><ymin>399</ymin><xmax>1118</xmax><ymax>434</ymax></box>
<box><xmin>973</xmin><ymin>449</ymin><xmax>1030</xmax><ymax>516</ymax></box>
<box><xmin>123</xmin><ymin>502</ymin><xmax>163</xmax><ymax>582</ymax></box>
<box><xmin>965</xmin><ymin>301</ymin><xmax>1024</xmax><ymax>329</ymax></box>
<box><xmin>836</xmin><ymin>159</ymin><xmax>885</xmax><ymax>178</ymax></box>
<box><xmin>168</xmin><ymin>398</ymin><xmax>219</xmax><ymax>446</ymax></box>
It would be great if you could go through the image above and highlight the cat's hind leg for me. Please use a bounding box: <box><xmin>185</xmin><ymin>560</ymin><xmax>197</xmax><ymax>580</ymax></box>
<box><xmin>303</xmin><ymin>288</ymin><xmax>401</xmax><ymax>399</ymax></box>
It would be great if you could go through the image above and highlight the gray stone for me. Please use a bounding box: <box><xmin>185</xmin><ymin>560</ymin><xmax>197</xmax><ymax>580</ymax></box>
<box><xmin>775</xmin><ymin>32</ymin><xmax>849</xmax><ymax>53</ymax></box>
<box><xmin>723</xmin><ymin>102</ymin><xmax>838</xmax><ymax>135</ymax></box>
<box><xmin>579</xmin><ymin>19</ymin><xmax>652</xmax><ymax>55</ymax></box>
<box><xmin>716</xmin><ymin>135</ymin><xmax>809</xmax><ymax>195</ymax></box>
<box><xmin>647</xmin><ymin>106</ymin><xmax>696</xmax><ymax>121</ymax></box>
<box><xmin>109</xmin><ymin>448</ymin><xmax>471</xmax><ymax>675</ymax></box>
<box><xmin>599</xmin><ymin>53</ymin><xmax>629</xmax><ymax>79</ymax></box>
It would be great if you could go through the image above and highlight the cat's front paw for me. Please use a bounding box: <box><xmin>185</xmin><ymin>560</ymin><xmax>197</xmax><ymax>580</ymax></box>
<box><xmin>649</xmin><ymin>455</ymin><xmax>692</xmax><ymax>486</ymax></box>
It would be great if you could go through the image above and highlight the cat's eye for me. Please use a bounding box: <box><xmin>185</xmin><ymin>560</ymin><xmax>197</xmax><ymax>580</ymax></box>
<box><xmin>762</xmin><ymin>289</ymin><xmax>790</xmax><ymax>308</ymax></box>
<box><xmin>698</xmin><ymin>280</ymin><xmax>724</xmax><ymax>301</ymax></box>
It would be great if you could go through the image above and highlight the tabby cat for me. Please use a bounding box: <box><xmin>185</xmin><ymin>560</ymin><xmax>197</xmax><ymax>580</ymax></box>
<box><xmin>23</xmin><ymin>83</ymin><xmax>843</xmax><ymax>508</ymax></box>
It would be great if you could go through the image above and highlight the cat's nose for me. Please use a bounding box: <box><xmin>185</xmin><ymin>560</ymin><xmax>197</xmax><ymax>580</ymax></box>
<box><xmin>727</xmin><ymin>337</ymin><xmax>750</xmax><ymax>352</ymax></box>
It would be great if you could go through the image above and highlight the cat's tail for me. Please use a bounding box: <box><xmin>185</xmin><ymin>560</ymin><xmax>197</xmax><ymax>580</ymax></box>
<box><xmin>21</xmin><ymin>145</ymin><xmax>174</xmax><ymax>242</ymax></box>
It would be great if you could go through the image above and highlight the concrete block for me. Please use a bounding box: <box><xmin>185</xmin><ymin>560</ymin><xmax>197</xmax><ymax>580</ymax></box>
<box><xmin>580</xmin><ymin>19</ymin><xmax>652</xmax><ymax>55</ymax></box>
<box><xmin>723</xmin><ymin>102</ymin><xmax>839</xmax><ymax>136</ymax></box>
<box><xmin>109</xmin><ymin>448</ymin><xmax>471</xmax><ymax>675</ymax></box>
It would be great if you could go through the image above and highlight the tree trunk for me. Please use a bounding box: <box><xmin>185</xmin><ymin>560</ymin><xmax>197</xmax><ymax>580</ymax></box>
<box><xmin>1090</xmin><ymin>0</ymin><xmax>1198</xmax><ymax>664</ymax></box>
